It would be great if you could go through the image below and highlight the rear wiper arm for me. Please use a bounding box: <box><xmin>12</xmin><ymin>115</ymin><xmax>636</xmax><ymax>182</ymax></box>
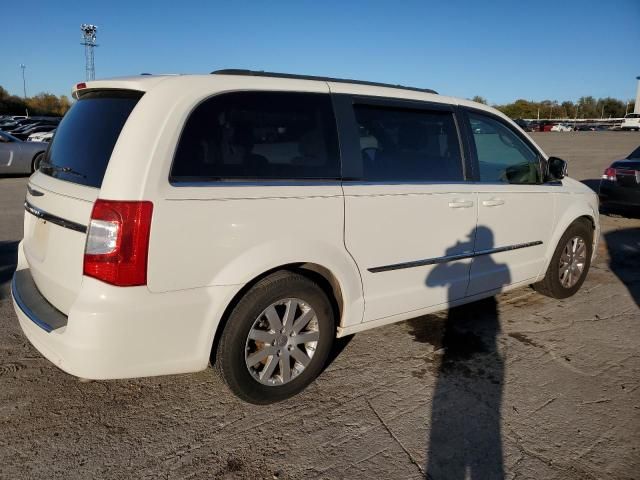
<box><xmin>40</xmin><ymin>160</ymin><xmax>86</xmax><ymax>179</ymax></box>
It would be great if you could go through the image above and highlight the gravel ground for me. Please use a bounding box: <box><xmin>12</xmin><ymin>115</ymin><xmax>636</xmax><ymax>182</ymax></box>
<box><xmin>0</xmin><ymin>132</ymin><xmax>639</xmax><ymax>480</ymax></box>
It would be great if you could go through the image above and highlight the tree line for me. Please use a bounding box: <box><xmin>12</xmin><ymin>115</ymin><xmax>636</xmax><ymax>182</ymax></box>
<box><xmin>1</xmin><ymin>84</ymin><xmax>635</xmax><ymax>120</ymax></box>
<box><xmin>471</xmin><ymin>95</ymin><xmax>635</xmax><ymax>119</ymax></box>
<box><xmin>0</xmin><ymin>86</ymin><xmax>71</xmax><ymax>117</ymax></box>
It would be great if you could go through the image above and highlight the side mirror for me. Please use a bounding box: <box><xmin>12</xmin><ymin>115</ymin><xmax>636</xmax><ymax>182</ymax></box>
<box><xmin>547</xmin><ymin>156</ymin><xmax>568</xmax><ymax>181</ymax></box>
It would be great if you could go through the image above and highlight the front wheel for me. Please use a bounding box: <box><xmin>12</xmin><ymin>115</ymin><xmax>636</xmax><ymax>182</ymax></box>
<box><xmin>534</xmin><ymin>220</ymin><xmax>593</xmax><ymax>299</ymax></box>
<box><xmin>215</xmin><ymin>271</ymin><xmax>335</xmax><ymax>404</ymax></box>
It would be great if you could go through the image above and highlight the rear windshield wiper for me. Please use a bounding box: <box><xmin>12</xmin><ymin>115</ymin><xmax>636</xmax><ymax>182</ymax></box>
<box><xmin>40</xmin><ymin>160</ymin><xmax>87</xmax><ymax>179</ymax></box>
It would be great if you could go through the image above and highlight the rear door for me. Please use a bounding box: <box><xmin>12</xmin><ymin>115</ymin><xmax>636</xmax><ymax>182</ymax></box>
<box><xmin>23</xmin><ymin>90</ymin><xmax>142</xmax><ymax>313</ymax></box>
<box><xmin>462</xmin><ymin>109</ymin><xmax>556</xmax><ymax>296</ymax></box>
<box><xmin>336</xmin><ymin>95</ymin><xmax>477</xmax><ymax>322</ymax></box>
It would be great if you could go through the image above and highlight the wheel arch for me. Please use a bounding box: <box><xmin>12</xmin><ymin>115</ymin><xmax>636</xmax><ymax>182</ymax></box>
<box><xmin>540</xmin><ymin>207</ymin><xmax>598</xmax><ymax>279</ymax></box>
<box><xmin>209</xmin><ymin>261</ymin><xmax>358</xmax><ymax>365</ymax></box>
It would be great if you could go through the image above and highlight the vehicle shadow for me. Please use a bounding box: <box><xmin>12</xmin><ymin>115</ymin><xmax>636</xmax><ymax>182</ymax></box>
<box><xmin>600</xmin><ymin>206</ymin><xmax>640</xmax><ymax>220</ymax></box>
<box><xmin>408</xmin><ymin>226</ymin><xmax>508</xmax><ymax>479</ymax></box>
<box><xmin>0</xmin><ymin>240</ymin><xmax>19</xmax><ymax>300</ymax></box>
<box><xmin>0</xmin><ymin>173</ymin><xmax>31</xmax><ymax>178</ymax></box>
<box><xmin>604</xmin><ymin>227</ymin><xmax>640</xmax><ymax>307</ymax></box>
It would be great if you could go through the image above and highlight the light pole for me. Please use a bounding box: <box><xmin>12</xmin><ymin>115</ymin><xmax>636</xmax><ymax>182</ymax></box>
<box><xmin>20</xmin><ymin>64</ymin><xmax>27</xmax><ymax>99</ymax></box>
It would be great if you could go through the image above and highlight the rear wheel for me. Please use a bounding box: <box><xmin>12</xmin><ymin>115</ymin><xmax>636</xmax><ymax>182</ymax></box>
<box><xmin>32</xmin><ymin>152</ymin><xmax>45</xmax><ymax>172</ymax></box>
<box><xmin>216</xmin><ymin>271</ymin><xmax>335</xmax><ymax>404</ymax></box>
<box><xmin>534</xmin><ymin>220</ymin><xmax>593</xmax><ymax>299</ymax></box>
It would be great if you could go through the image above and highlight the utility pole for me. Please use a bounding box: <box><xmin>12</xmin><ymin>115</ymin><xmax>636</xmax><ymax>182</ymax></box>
<box><xmin>20</xmin><ymin>64</ymin><xmax>28</xmax><ymax>117</ymax></box>
<box><xmin>20</xmin><ymin>64</ymin><xmax>27</xmax><ymax>99</ymax></box>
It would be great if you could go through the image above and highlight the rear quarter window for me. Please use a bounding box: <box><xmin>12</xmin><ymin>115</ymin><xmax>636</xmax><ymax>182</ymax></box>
<box><xmin>170</xmin><ymin>91</ymin><xmax>340</xmax><ymax>182</ymax></box>
<box><xmin>41</xmin><ymin>90</ymin><xmax>142</xmax><ymax>188</ymax></box>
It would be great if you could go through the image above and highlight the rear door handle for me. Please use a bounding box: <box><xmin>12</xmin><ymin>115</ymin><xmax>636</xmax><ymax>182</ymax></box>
<box><xmin>448</xmin><ymin>200</ymin><xmax>474</xmax><ymax>209</ymax></box>
<box><xmin>482</xmin><ymin>198</ymin><xmax>505</xmax><ymax>207</ymax></box>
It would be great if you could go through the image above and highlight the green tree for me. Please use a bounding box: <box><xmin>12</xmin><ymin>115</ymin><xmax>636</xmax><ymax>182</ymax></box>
<box><xmin>0</xmin><ymin>86</ymin><xmax>28</xmax><ymax>116</ymax></box>
<box><xmin>471</xmin><ymin>95</ymin><xmax>488</xmax><ymax>105</ymax></box>
<box><xmin>0</xmin><ymin>85</ymin><xmax>71</xmax><ymax>116</ymax></box>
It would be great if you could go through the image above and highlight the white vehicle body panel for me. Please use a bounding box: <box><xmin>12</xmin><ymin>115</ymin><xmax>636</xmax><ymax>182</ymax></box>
<box><xmin>468</xmin><ymin>185</ymin><xmax>556</xmax><ymax>296</ymax></box>
<box><xmin>343</xmin><ymin>183</ymin><xmax>477</xmax><ymax>322</ymax></box>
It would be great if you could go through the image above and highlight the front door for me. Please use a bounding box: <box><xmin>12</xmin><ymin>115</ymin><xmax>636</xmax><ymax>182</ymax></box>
<box><xmin>464</xmin><ymin>111</ymin><xmax>556</xmax><ymax>297</ymax></box>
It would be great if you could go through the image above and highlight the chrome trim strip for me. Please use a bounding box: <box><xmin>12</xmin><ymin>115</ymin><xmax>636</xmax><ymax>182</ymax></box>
<box><xmin>368</xmin><ymin>241</ymin><xmax>543</xmax><ymax>273</ymax></box>
<box><xmin>24</xmin><ymin>201</ymin><xmax>87</xmax><ymax>234</ymax></box>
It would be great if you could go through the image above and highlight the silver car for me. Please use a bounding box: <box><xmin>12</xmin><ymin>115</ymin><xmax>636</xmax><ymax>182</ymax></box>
<box><xmin>0</xmin><ymin>131</ymin><xmax>47</xmax><ymax>174</ymax></box>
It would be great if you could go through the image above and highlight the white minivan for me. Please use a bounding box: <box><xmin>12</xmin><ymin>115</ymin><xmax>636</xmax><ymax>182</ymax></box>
<box><xmin>12</xmin><ymin>70</ymin><xmax>600</xmax><ymax>403</ymax></box>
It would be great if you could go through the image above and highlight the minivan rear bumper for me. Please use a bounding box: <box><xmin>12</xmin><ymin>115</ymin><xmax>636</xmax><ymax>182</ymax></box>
<box><xmin>12</xmin><ymin>244</ymin><xmax>239</xmax><ymax>380</ymax></box>
<box><xmin>12</xmin><ymin>269</ymin><xmax>68</xmax><ymax>332</ymax></box>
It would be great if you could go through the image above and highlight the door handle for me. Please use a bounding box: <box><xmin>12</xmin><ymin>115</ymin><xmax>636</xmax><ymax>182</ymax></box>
<box><xmin>448</xmin><ymin>200</ymin><xmax>474</xmax><ymax>208</ymax></box>
<box><xmin>482</xmin><ymin>198</ymin><xmax>505</xmax><ymax>207</ymax></box>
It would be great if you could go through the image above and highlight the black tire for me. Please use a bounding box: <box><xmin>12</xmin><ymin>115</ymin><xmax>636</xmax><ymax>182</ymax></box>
<box><xmin>216</xmin><ymin>270</ymin><xmax>335</xmax><ymax>404</ymax></box>
<box><xmin>32</xmin><ymin>152</ymin><xmax>45</xmax><ymax>172</ymax></box>
<box><xmin>534</xmin><ymin>219</ymin><xmax>593</xmax><ymax>299</ymax></box>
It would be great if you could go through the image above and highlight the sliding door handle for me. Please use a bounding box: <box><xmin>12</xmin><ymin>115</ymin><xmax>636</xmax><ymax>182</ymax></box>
<box><xmin>482</xmin><ymin>198</ymin><xmax>505</xmax><ymax>207</ymax></box>
<box><xmin>448</xmin><ymin>200</ymin><xmax>474</xmax><ymax>208</ymax></box>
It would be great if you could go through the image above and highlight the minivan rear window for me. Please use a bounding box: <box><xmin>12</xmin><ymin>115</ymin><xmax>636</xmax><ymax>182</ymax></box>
<box><xmin>41</xmin><ymin>90</ymin><xmax>142</xmax><ymax>188</ymax></box>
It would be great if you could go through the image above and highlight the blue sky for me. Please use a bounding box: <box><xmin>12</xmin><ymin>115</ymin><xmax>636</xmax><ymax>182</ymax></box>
<box><xmin>1</xmin><ymin>0</ymin><xmax>638</xmax><ymax>104</ymax></box>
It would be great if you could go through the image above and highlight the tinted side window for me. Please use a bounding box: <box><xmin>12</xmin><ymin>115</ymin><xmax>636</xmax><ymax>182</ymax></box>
<box><xmin>352</xmin><ymin>104</ymin><xmax>463</xmax><ymax>182</ymax></box>
<box><xmin>171</xmin><ymin>92</ymin><xmax>340</xmax><ymax>181</ymax></box>
<box><xmin>468</xmin><ymin>113</ymin><xmax>541</xmax><ymax>184</ymax></box>
<box><xmin>41</xmin><ymin>90</ymin><xmax>142</xmax><ymax>188</ymax></box>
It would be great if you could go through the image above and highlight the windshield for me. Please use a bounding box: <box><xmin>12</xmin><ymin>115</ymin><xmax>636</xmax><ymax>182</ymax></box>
<box><xmin>41</xmin><ymin>90</ymin><xmax>143</xmax><ymax>188</ymax></box>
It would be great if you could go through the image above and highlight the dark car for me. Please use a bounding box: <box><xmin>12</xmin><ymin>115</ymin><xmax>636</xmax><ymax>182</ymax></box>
<box><xmin>599</xmin><ymin>145</ymin><xmax>640</xmax><ymax>213</ymax></box>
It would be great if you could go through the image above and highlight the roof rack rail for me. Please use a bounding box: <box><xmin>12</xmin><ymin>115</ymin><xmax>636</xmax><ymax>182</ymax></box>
<box><xmin>211</xmin><ymin>69</ymin><xmax>438</xmax><ymax>95</ymax></box>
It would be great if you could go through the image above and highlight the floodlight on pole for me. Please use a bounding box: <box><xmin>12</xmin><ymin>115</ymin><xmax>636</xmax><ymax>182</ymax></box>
<box><xmin>80</xmin><ymin>24</ymin><xmax>98</xmax><ymax>81</ymax></box>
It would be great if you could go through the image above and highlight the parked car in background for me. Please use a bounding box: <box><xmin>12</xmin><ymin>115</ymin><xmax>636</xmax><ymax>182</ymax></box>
<box><xmin>0</xmin><ymin>131</ymin><xmax>47</xmax><ymax>174</ymax></box>
<box><xmin>11</xmin><ymin>71</ymin><xmax>599</xmax><ymax>404</ymax></box>
<box><xmin>599</xmin><ymin>145</ymin><xmax>640</xmax><ymax>212</ymax></box>
<box><xmin>550</xmin><ymin>123</ymin><xmax>573</xmax><ymax>132</ymax></box>
<box><xmin>513</xmin><ymin>118</ymin><xmax>529</xmax><ymax>130</ymax></box>
<box><xmin>621</xmin><ymin>113</ymin><xmax>640</xmax><ymax>131</ymax></box>
<box><xmin>526</xmin><ymin>121</ymin><xmax>541</xmax><ymax>132</ymax></box>
<box><xmin>28</xmin><ymin>130</ymin><xmax>54</xmax><ymax>142</ymax></box>
<box><xmin>12</xmin><ymin>124</ymin><xmax>57</xmax><ymax>141</ymax></box>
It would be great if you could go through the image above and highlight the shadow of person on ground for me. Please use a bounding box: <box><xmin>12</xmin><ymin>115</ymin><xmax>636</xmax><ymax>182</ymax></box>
<box><xmin>0</xmin><ymin>240</ymin><xmax>19</xmax><ymax>300</ymax></box>
<box><xmin>604</xmin><ymin>227</ymin><xmax>640</xmax><ymax>308</ymax></box>
<box><xmin>408</xmin><ymin>226</ymin><xmax>509</xmax><ymax>479</ymax></box>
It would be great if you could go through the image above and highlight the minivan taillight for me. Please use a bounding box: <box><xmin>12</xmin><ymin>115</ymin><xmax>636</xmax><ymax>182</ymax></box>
<box><xmin>83</xmin><ymin>200</ymin><xmax>153</xmax><ymax>286</ymax></box>
<box><xmin>602</xmin><ymin>167</ymin><xmax>616</xmax><ymax>181</ymax></box>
